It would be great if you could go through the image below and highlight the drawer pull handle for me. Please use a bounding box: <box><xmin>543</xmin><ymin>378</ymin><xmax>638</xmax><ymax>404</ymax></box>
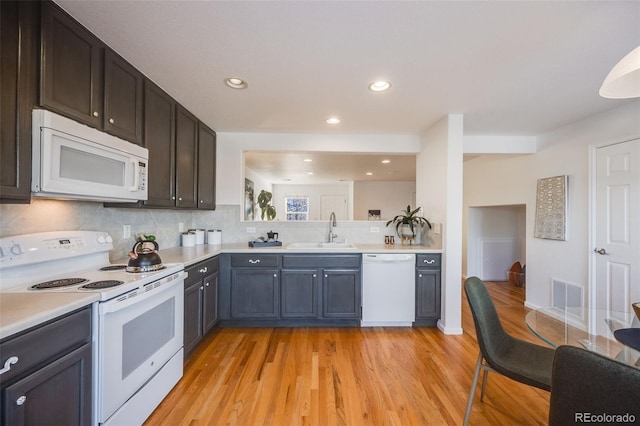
<box><xmin>199</xmin><ymin>267</ymin><xmax>208</xmax><ymax>274</ymax></box>
<box><xmin>424</xmin><ymin>259</ymin><xmax>435</xmax><ymax>264</ymax></box>
<box><xmin>0</xmin><ymin>356</ymin><xmax>18</xmax><ymax>376</ymax></box>
<box><xmin>16</xmin><ymin>395</ymin><xmax>26</xmax><ymax>406</ymax></box>
<box><xmin>248</xmin><ymin>259</ymin><xmax>261</xmax><ymax>264</ymax></box>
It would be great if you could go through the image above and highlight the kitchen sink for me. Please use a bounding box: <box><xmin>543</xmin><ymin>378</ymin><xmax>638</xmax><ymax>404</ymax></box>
<box><xmin>286</xmin><ymin>242</ymin><xmax>358</xmax><ymax>250</ymax></box>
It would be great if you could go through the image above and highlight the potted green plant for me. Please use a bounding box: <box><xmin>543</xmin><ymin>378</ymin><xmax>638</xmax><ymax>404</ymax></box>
<box><xmin>257</xmin><ymin>189</ymin><xmax>276</xmax><ymax>221</ymax></box>
<box><xmin>386</xmin><ymin>205</ymin><xmax>431</xmax><ymax>241</ymax></box>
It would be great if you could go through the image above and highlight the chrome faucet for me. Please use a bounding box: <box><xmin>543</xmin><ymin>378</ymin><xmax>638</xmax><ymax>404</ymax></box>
<box><xmin>328</xmin><ymin>212</ymin><xmax>337</xmax><ymax>242</ymax></box>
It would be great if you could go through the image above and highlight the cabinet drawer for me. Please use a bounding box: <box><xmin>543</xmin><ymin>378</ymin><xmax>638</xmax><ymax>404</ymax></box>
<box><xmin>0</xmin><ymin>307</ymin><xmax>91</xmax><ymax>383</ymax></box>
<box><xmin>416</xmin><ymin>254</ymin><xmax>441</xmax><ymax>268</ymax></box>
<box><xmin>186</xmin><ymin>256</ymin><xmax>219</xmax><ymax>284</ymax></box>
<box><xmin>282</xmin><ymin>255</ymin><xmax>361</xmax><ymax>269</ymax></box>
<box><xmin>231</xmin><ymin>254</ymin><xmax>279</xmax><ymax>268</ymax></box>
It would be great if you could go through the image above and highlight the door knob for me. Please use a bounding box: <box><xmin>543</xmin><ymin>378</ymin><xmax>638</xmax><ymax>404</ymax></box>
<box><xmin>594</xmin><ymin>248</ymin><xmax>608</xmax><ymax>255</ymax></box>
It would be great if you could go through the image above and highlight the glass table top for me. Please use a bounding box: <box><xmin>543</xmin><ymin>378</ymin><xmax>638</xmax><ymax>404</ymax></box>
<box><xmin>526</xmin><ymin>307</ymin><xmax>640</xmax><ymax>367</ymax></box>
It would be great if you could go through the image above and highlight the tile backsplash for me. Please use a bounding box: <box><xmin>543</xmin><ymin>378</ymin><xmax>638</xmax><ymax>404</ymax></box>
<box><xmin>0</xmin><ymin>200</ymin><xmax>441</xmax><ymax>260</ymax></box>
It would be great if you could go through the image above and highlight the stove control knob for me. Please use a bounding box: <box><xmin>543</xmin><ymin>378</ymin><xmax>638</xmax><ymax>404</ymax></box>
<box><xmin>9</xmin><ymin>244</ymin><xmax>23</xmax><ymax>256</ymax></box>
<box><xmin>97</xmin><ymin>235</ymin><xmax>106</xmax><ymax>244</ymax></box>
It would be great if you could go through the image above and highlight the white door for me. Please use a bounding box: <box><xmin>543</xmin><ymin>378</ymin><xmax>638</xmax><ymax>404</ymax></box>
<box><xmin>320</xmin><ymin>195</ymin><xmax>347</xmax><ymax>220</ymax></box>
<box><xmin>595</xmin><ymin>139</ymin><xmax>640</xmax><ymax>330</ymax></box>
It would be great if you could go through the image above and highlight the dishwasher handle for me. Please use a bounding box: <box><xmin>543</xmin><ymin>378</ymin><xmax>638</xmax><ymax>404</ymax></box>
<box><xmin>362</xmin><ymin>254</ymin><xmax>415</xmax><ymax>263</ymax></box>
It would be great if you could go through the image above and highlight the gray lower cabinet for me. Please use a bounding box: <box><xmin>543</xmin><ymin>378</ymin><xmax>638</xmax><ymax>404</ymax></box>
<box><xmin>280</xmin><ymin>269</ymin><xmax>318</xmax><ymax>318</ymax></box>
<box><xmin>220</xmin><ymin>253</ymin><xmax>361</xmax><ymax>325</ymax></box>
<box><xmin>231</xmin><ymin>269</ymin><xmax>279</xmax><ymax>318</ymax></box>
<box><xmin>0</xmin><ymin>306</ymin><xmax>92</xmax><ymax>426</ymax></box>
<box><xmin>282</xmin><ymin>254</ymin><xmax>361</xmax><ymax>321</ymax></box>
<box><xmin>184</xmin><ymin>256</ymin><xmax>219</xmax><ymax>358</ymax></box>
<box><xmin>321</xmin><ymin>269</ymin><xmax>361</xmax><ymax>319</ymax></box>
<box><xmin>415</xmin><ymin>254</ymin><xmax>442</xmax><ymax>326</ymax></box>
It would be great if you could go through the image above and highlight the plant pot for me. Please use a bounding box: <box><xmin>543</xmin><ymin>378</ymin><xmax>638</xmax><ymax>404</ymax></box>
<box><xmin>399</xmin><ymin>224</ymin><xmax>415</xmax><ymax>245</ymax></box>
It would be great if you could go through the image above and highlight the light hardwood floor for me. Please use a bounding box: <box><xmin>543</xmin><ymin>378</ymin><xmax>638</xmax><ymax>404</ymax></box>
<box><xmin>145</xmin><ymin>281</ymin><xmax>549</xmax><ymax>425</ymax></box>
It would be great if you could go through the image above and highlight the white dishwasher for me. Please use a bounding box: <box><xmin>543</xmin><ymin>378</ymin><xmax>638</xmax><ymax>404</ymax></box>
<box><xmin>361</xmin><ymin>253</ymin><xmax>416</xmax><ymax>326</ymax></box>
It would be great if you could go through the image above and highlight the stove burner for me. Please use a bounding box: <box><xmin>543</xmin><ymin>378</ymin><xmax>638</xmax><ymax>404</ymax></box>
<box><xmin>99</xmin><ymin>265</ymin><xmax>127</xmax><ymax>271</ymax></box>
<box><xmin>31</xmin><ymin>278</ymin><xmax>89</xmax><ymax>289</ymax></box>
<box><xmin>81</xmin><ymin>280</ymin><xmax>124</xmax><ymax>289</ymax></box>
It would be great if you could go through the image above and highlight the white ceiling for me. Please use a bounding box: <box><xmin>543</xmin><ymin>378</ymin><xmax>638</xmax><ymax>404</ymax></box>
<box><xmin>55</xmin><ymin>0</ymin><xmax>639</xmax><ymax>182</ymax></box>
<box><xmin>245</xmin><ymin>152</ymin><xmax>416</xmax><ymax>184</ymax></box>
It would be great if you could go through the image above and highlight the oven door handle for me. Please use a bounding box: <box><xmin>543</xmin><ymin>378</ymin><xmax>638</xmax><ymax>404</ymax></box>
<box><xmin>99</xmin><ymin>272</ymin><xmax>186</xmax><ymax>315</ymax></box>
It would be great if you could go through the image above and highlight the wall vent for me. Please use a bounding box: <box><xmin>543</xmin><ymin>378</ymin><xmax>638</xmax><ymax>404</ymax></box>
<box><xmin>552</xmin><ymin>278</ymin><xmax>583</xmax><ymax>319</ymax></box>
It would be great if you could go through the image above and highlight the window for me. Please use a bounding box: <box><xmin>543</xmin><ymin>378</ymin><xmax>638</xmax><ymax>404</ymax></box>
<box><xmin>285</xmin><ymin>195</ymin><xmax>309</xmax><ymax>221</ymax></box>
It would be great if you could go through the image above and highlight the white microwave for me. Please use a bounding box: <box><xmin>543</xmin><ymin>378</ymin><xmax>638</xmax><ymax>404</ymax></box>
<box><xmin>32</xmin><ymin>109</ymin><xmax>149</xmax><ymax>202</ymax></box>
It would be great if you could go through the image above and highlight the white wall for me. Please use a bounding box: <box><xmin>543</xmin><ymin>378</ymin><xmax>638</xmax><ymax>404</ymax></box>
<box><xmin>467</xmin><ymin>205</ymin><xmax>526</xmax><ymax>280</ymax></box>
<box><xmin>272</xmin><ymin>183</ymin><xmax>351</xmax><ymax>221</ymax></box>
<box><xmin>417</xmin><ymin>114</ymin><xmax>464</xmax><ymax>335</ymax></box>
<box><xmin>464</xmin><ymin>100</ymin><xmax>640</xmax><ymax>309</ymax></box>
<box><xmin>353</xmin><ymin>181</ymin><xmax>416</xmax><ymax>221</ymax></box>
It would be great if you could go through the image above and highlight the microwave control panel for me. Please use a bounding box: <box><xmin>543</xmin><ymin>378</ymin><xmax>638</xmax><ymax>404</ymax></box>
<box><xmin>137</xmin><ymin>162</ymin><xmax>147</xmax><ymax>191</ymax></box>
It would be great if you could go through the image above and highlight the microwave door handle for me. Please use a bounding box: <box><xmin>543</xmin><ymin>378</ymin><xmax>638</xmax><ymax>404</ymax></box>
<box><xmin>129</xmin><ymin>159</ymin><xmax>139</xmax><ymax>192</ymax></box>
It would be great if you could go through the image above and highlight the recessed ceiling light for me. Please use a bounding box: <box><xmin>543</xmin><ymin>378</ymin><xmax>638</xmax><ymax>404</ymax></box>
<box><xmin>224</xmin><ymin>77</ymin><xmax>248</xmax><ymax>89</ymax></box>
<box><xmin>303</xmin><ymin>158</ymin><xmax>313</xmax><ymax>162</ymax></box>
<box><xmin>381</xmin><ymin>159</ymin><xmax>391</xmax><ymax>164</ymax></box>
<box><xmin>307</xmin><ymin>172</ymin><xmax>314</xmax><ymax>175</ymax></box>
<box><xmin>368</xmin><ymin>81</ymin><xmax>391</xmax><ymax>92</ymax></box>
<box><xmin>366</xmin><ymin>172</ymin><xmax>373</xmax><ymax>176</ymax></box>
<box><xmin>326</xmin><ymin>117</ymin><xmax>341</xmax><ymax>125</ymax></box>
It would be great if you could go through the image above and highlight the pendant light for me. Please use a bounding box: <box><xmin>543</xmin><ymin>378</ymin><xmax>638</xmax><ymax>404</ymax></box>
<box><xmin>599</xmin><ymin>46</ymin><xmax>640</xmax><ymax>99</ymax></box>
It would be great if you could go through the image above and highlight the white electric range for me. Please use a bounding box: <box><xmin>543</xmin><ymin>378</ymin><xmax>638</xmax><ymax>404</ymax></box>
<box><xmin>0</xmin><ymin>231</ymin><xmax>186</xmax><ymax>426</ymax></box>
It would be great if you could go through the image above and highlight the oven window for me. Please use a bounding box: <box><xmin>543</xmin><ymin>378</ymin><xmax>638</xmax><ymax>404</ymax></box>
<box><xmin>122</xmin><ymin>298</ymin><xmax>175</xmax><ymax>379</ymax></box>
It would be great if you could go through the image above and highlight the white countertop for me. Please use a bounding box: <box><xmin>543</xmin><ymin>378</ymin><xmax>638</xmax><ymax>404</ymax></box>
<box><xmin>1</xmin><ymin>242</ymin><xmax>441</xmax><ymax>340</ymax></box>
<box><xmin>159</xmin><ymin>242</ymin><xmax>441</xmax><ymax>266</ymax></box>
<box><xmin>0</xmin><ymin>292</ymin><xmax>99</xmax><ymax>340</ymax></box>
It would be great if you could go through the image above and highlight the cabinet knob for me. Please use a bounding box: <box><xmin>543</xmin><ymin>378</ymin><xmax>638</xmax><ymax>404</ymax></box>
<box><xmin>178</xmin><ymin>197</ymin><xmax>182</xmax><ymax>201</ymax></box>
<box><xmin>109</xmin><ymin>118</ymin><xmax>115</xmax><ymax>124</ymax></box>
<box><xmin>200</xmin><ymin>200</ymin><xmax>204</xmax><ymax>203</ymax></box>
<box><xmin>325</xmin><ymin>274</ymin><xmax>328</xmax><ymax>278</ymax></box>
<box><xmin>273</xmin><ymin>274</ymin><xmax>277</xmax><ymax>277</ymax></box>
<box><xmin>419</xmin><ymin>274</ymin><xmax>423</xmax><ymax>277</ymax></box>
<box><xmin>205</xmin><ymin>282</ymin><xmax>210</xmax><ymax>287</ymax></box>
<box><xmin>16</xmin><ymin>395</ymin><xmax>26</xmax><ymax>406</ymax></box>
<box><xmin>313</xmin><ymin>274</ymin><xmax>316</xmax><ymax>278</ymax></box>
<box><xmin>92</xmin><ymin>111</ymin><xmax>99</xmax><ymax>117</ymax></box>
<box><xmin>200</xmin><ymin>286</ymin><xmax>204</xmax><ymax>290</ymax></box>
<box><xmin>171</xmin><ymin>196</ymin><xmax>176</xmax><ymax>200</ymax></box>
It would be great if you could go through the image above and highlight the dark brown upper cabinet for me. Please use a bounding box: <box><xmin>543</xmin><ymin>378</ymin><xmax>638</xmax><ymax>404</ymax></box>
<box><xmin>175</xmin><ymin>106</ymin><xmax>199</xmax><ymax>209</ymax></box>
<box><xmin>40</xmin><ymin>1</ymin><xmax>103</xmax><ymax>129</ymax></box>
<box><xmin>104</xmin><ymin>50</ymin><xmax>144</xmax><ymax>144</ymax></box>
<box><xmin>40</xmin><ymin>2</ymin><xmax>143</xmax><ymax>145</ymax></box>
<box><xmin>197</xmin><ymin>123</ymin><xmax>217</xmax><ymax>210</ymax></box>
<box><xmin>143</xmin><ymin>80</ymin><xmax>176</xmax><ymax>208</ymax></box>
<box><xmin>1</xmin><ymin>1</ymin><xmax>39</xmax><ymax>203</ymax></box>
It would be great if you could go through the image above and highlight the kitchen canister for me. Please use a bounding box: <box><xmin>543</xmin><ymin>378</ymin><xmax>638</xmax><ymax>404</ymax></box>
<box><xmin>181</xmin><ymin>232</ymin><xmax>195</xmax><ymax>247</ymax></box>
<box><xmin>207</xmin><ymin>229</ymin><xmax>222</xmax><ymax>245</ymax></box>
<box><xmin>189</xmin><ymin>229</ymin><xmax>205</xmax><ymax>244</ymax></box>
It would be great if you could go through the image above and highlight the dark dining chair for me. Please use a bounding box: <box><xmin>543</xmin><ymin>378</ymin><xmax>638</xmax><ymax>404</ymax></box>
<box><xmin>463</xmin><ymin>276</ymin><xmax>555</xmax><ymax>425</ymax></box>
<box><xmin>549</xmin><ymin>345</ymin><xmax>640</xmax><ymax>425</ymax></box>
